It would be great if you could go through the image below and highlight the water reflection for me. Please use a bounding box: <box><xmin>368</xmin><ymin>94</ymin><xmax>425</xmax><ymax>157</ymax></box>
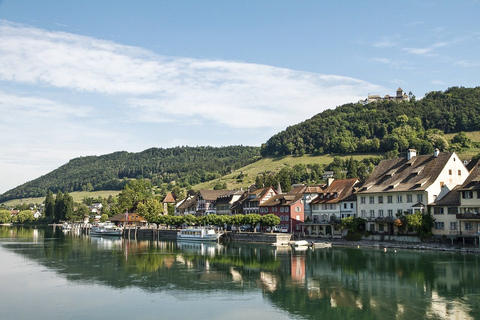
<box><xmin>0</xmin><ymin>226</ymin><xmax>479</xmax><ymax>320</ymax></box>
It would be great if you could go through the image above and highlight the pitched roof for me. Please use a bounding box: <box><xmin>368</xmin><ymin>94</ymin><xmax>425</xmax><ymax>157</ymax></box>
<box><xmin>431</xmin><ymin>186</ymin><xmax>461</xmax><ymax>206</ymax></box>
<box><xmin>260</xmin><ymin>193</ymin><xmax>303</xmax><ymax>207</ymax></box>
<box><xmin>356</xmin><ymin>152</ymin><xmax>454</xmax><ymax>194</ymax></box>
<box><xmin>163</xmin><ymin>192</ymin><xmax>176</xmax><ymax>203</ymax></box>
<box><xmin>198</xmin><ymin>190</ymin><xmax>232</xmax><ymax>201</ymax></box>
<box><xmin>311</xmin><ymin>178</ymin><xmax>358</xmax><ymax>204</ymax></box>
<box><xmin>246</xmin><ymin>187</ymin><xmax>276</xmax><ymax>201</ymax></box>
<box><xmin>109</xmin><ymin>212</ymin><xmax>147</xmax><ymax>222</ymax></box>
<box><xmin>459</xmin><ymin>160</ymin><xmax>480</xmax><ymax>191</ymax></box>
<box><xmin>176</xmin><ymin>195</ymin><xmax>197</xmax><ymax>210</ymax></box>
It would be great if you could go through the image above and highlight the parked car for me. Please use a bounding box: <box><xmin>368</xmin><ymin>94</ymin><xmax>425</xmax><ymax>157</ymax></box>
<box><xmin>280</xmin><ymin>227</ymin><xmax>289</xmax><ymax>233</ymax></box>
<box><xmin>266</xmin><ymin>226</ymin><xmax>280</xmax><ymax>232</ymax></box>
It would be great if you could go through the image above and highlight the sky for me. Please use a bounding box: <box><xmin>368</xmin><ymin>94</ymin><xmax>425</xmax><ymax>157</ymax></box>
<box><xmin>0</xmin><ymin>0</ymin><xmax>479</xmax><ymax>194</ymax></box>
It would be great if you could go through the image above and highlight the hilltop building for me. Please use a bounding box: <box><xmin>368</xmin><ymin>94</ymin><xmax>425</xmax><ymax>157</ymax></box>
<box><xmin>363</xmin><ymin>87</ymin><xmax>410</xmax><ymax>104</ymax></box>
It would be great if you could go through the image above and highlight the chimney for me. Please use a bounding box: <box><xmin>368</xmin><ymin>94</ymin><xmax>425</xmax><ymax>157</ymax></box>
<box><xmin>407</xmin><ymin>149</ymin><xmax>417</xmax><ymax>160</ymax></box>
<box><xmin>434</xmin><ymin>148</ymin><xmax>440</xmax><ymax>158</ymax></box>
<box><xmin>327</xmin><ymin>177</ymin><xmax>334</xmax><ymax>187</ymax></box>
<box><xmin>277</xmin><ymin>181</ymin><xmax>283</xmax><ymax>194</ymax></box>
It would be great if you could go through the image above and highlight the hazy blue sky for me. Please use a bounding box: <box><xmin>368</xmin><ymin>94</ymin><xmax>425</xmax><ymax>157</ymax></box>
<box><xmin>1</xmin><ymin>0</ymin><xmax>479</xmax><ymax>193</ymax></box>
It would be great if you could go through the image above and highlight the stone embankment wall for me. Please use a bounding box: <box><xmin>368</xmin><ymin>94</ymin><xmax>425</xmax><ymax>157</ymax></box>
<box><xmin>229</xmin><ymin>232</ymin><xmax>292</xmax><ymax>244</ymax></box>
<box><xmin>123</xmin><ymin>228</ymin><xmax>292</xmax><ymax>244</ymax></box>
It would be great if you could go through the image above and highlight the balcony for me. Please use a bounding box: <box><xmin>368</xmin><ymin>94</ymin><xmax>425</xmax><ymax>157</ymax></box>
<box><xmin>456</xmin><ymin>213</ymin><xmax>480</xmax><ymax>220</ymax></box>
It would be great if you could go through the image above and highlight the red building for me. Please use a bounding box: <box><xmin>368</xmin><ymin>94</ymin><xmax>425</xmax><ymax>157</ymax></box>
<box><xmin>259</xmin><ymin>193</ymin><xmax>304</xmax><ymax>233</ymax></box>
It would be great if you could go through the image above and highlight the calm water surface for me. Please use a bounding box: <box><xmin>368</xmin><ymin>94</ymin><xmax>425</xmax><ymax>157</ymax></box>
<box><xmin>1</xmin><ymin>226</ymin><xmax>479</xmax><ymax>320</ymax></box>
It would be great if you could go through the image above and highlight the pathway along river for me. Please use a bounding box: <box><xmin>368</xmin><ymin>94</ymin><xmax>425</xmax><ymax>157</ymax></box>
<box><xmin>0</xmin><ymin>226</ymin><xmax>479</xmax><ymax>320</ymax></box>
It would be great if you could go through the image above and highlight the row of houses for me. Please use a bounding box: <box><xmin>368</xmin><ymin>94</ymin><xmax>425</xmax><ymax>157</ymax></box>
<box><xmin>171</xmin><ymin>148</ymin><xmax>480</xmax><ymax>239</ymax></box>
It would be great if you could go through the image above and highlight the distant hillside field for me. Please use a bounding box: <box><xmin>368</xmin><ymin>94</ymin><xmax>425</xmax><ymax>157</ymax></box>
<box><xmin>192</xmin><ymin>153</ymin><xmax>380</xmax><ymax>190</ymax></box>
<box><xmin>1</xmin><ymin>190</ymin><xmax>120</xmax><ymax>207</ymax></box>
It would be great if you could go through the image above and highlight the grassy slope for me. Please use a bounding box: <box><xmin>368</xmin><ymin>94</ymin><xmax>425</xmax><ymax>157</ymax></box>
<box><xmin>192</xmin><ymin>153</ymin><xmax>381</xmax><ymax>190</ymax></box>
<box><xmin>1</xmin><ymin>190</ymin><xmax>120</xmax><ymax>207</ymax></box>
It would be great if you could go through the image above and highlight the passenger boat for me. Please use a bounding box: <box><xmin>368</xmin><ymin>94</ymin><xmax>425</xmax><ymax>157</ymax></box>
<box><xmin>90</xmin><ymin>222</ymin><xmax>123</xmax><ymax>236</ymax></box>
<box><xmin>177</xmin><ymin>228</ymin><xmax>223</xmax><ymax>242</ymax></box>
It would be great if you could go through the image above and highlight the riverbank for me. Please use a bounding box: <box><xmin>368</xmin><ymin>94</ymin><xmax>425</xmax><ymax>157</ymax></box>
<box><xmin>327</xmin><ymin>237</ymin><xmax>480</xmax><ymax>254</ymax></box>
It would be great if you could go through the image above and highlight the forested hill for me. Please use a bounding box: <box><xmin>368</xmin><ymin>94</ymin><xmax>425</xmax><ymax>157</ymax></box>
<box><xmin>261</xmin><ymin>86</ymin><xmax>480</xmax><ymax>157</ymax></box>
<box><xmin>0</xmin><ymin>146</ymin><xmax>260</xmax><ymax>202</ymax></box>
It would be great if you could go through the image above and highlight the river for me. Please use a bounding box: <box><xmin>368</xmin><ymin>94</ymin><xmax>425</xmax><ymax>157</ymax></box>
<box><xmin>0</xmin><ymin>226</ymin><xmax>479</xmax><ymax>320</ymax></box>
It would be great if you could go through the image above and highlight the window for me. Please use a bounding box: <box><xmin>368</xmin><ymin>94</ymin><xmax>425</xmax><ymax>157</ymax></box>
<box><xmin>397</xmin><ymin>195</ymin><xmax>403</xmax><ymax>203</ymax></box>
<box><xmin>350</xmin><ymin>203</ymin><xmax>354</xmax><ymax>209</ymax></box>
<box><xmin>296</xmin><ymin>215</ymin><xmax>300</xmax><ymax>221</ymax></box>
<box><xmin>280</xmin><ymin>215</ymin><xmax>284</xmax><ymax>221</ymax></box>
<box><xmin>379</xmin><ymin>224</ymin><xmax>384</xmax><ymax>232</ymax></box>
<box><xmin>361</xmin><ymin>197</ymin><xmax>366</xmax><ymax>204</ymax></box>
<box><xmin>477</xmin><ymin>190</ymin><xmax>480</xmax><ymax>199</ymax></box>
<box><xmin>295</xmin><ymin>206</ymin><xmax>301</xmax><ymax>212</ymax></box>
<box><xmin>280</xmin><ymin>207</ymin><xmax>285</xmax><ymax>212</ymax></box>
<box><xmin>458</xmin><ymin>170</ymin><xmax>462</xmax><ymax>176</ymax></box>
<box><xmin>378</xmin><ymin>209</ymin><xmax>384</xmax><ymax>217</ymax></box>
<box><xmin>417</xmin><ymin>194</ymin><xmax>423</xmax><ymax>203</ymax></box>
<box><xmin>369</xmin><ymin>196</ymin><xmax>375</xmax><ymax>204</ymax></box>
<box><xmin>378</xmin><ymin>196</ymin><xmax>383</xmax><ymax>204</ymax></box>
<box><xmin>407</xmin><ymin>194</ymin><xmax>413</xmax><ymax>203</ymax></box>
<box><xmin>284</xmin><ymin>215</ymin><xmax>289</xmax><ymax>221</ymax></box>
<box><xmin>387</xmin><ymin>210</ymin><xmax>393</xmax><ymax>217</ymax></box>
<box><xmin>344</xmin><ymin>203</ymin><xmax>347</xmax><ymax>209</ymax></box>
<box><xmin>361</xmin><ymin>210</ymin><xmax>366</xmax><ymax>217</ymax></box>
<box><xmin>435</xmin><ymin>222</ymin><xmax>445</xmax><ymax>230</ymax></box>
<box><xmin>450</xmin><ymin>222</ymin><xmax>457</xmax><ymax>230</ymax></box>
<box><xmin>434</xmin><ymin>207</ymin><xmax>444</xmax><ymax>215</ymax></box>
<box><xmin>464</xmin><ymin>191</ymin><xmax>473</xmax><ymax>199</ymax></box>
<box><xmin>387</xmin><ymin>196</ymin><xmax>393</xmax><ymax>203</ymax></box>
<box><xmin>447</xmin><ymin>207</ymin><xmax>458</xmax><ymax>214</ymax></box>
<box><xmin>369</xmin><ymin>210</ymin><xmax>375</xmax><ymax>218</ymax></box>
<box><xmin>407</xmin><ymin>209</ymin><xmax>413</xmax><ymax>214</ymax></box>
<box><xmin>285</xmin><ymin>207</ymin><xmax>290</xmax><ymax>212</ymax></box>
<box><xmin>397</xmin><ymin>209</ymin><xmax>403</xmax><ymax>215</ymax></box>
<box><xmin>449</xmin><ymin>169</ymin><xmax>452</xmax><ymax>175</ymax></box>
<box><xmin>465</xmin><ymin>222</ymin><xmax>473</xmax><ymax>230</ymax></box>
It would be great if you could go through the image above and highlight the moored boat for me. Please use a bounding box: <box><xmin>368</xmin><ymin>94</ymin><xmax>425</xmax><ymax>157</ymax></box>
<box><xmin>310</xmin><ymin>241</ymin><xmax>332</xmax><ymax>249</ymax></box>
<box><xmin>90</xmin><ymin>222</ymin><xmax>123</xmax><ymax>236</ymax></box>
<box><xmin>177</xmin><ymin>228</ymin><xmax>223</xmax><ymax>242</ymax></box>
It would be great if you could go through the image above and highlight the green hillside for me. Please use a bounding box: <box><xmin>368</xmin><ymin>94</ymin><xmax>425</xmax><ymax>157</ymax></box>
<box><xmin>262</xmin><ymin>86</ymin><xmax>480</xmax><ymax>157</ymax></box>
<box><xmin>192</xmin><ymin>153</ymin><xmax>379</xmax><ymax>190</ymax></box>
<box><xmin>0</xmin><ymin>146</ymin><xmax>260</xmax><ymax>202</ymax></box>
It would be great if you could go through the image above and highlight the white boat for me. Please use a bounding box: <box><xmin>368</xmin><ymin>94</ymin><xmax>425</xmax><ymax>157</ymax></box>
<box><xmin>311</xmin><ymin>242</ymin><xmax>332</xmax><ymax>249</ymax></box>
<box><xmin>90</xmin><ymin>222</ymin><xmax>123</xmax><ymax>236</ymax></box>
<box><xmin>293</xmin><ymin>240</ymin><xmax>310</xmax><ymax>247</ymax></box>
<box><xmin>62</xmin><ymin>223</ymin><xmax>72</xmax><ymax>232</ymax></box>
<box><xmin>177</xmin><ymin>228</ymin><xmax>223</xmax><ymax>242</ymax></box>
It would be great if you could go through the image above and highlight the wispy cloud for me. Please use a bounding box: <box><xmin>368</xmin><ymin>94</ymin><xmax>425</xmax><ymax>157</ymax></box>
<box><xmin>0</xmin><ymin>21</ymin><xmax>385</xmax><ymax>131</ymax></box>
<box><xmin>402</xmin><ymin>41</ymin><xmax>449</xmax><ymax>56</ymax></box>
<box><xmin>373</xmin><ymin>35</ymin><xmax>400</xmax><ymax>48</ymax></box>
<box><xmin>455</xmin><ymin>60</ymin><xmax>478</xmax><ymax>67</ymax></box>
